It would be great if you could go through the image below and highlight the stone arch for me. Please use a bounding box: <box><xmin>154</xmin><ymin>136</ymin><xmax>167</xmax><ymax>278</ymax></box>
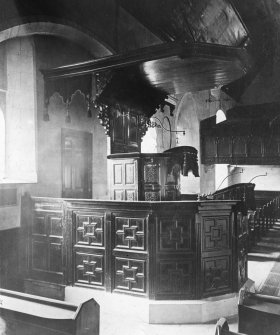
<box><xmin>0</xmin><ymin>22</ymin><xmax>112</xmax><ymax>57</ymax></box>
<box><xmin>175</xmin><ymin>93</ymin><xmax>199</xmax><ymax>148</ymax></box>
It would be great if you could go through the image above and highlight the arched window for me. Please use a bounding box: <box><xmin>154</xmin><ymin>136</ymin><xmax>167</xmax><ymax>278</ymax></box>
<box><xmin>0</xmin><ymin>108</ymin><xmax>5</xmax><ymax>178</ymax></box>
<box><xmin>216</xmin><ymin>109</ymin><xmax>226</xmax><ymax>124</ymax></box>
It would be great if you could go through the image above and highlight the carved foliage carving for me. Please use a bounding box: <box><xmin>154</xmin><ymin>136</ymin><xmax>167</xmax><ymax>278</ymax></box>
<box><xmin>115</xmin><ymin>217</ymin><xmax>146</xmax><ymax>250</ymax></box>
<box><xmin>76</xmin><ymin>252</ymin><xmax>104</xmax><ymax>286</ymax></box>
<box><xmin>114</xmin><ymin>257</ymin><xmax>146</xmax><ymax>293</ymax></box>
<box><xmin>158</xmin><ymin>217</ymin><xmax>192</xmax><ymax>252</ymax></box>
<box><xmin>202</xmin><ymin>217</ymin><xmax>229</xmax><ymax>251</ymax></box>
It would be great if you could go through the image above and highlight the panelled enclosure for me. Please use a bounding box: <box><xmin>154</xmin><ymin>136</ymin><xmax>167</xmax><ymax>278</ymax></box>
<box><xmin>22</xmin><ymin>197</ymin><xmax>248</xmax><ymax>300</ymax></box>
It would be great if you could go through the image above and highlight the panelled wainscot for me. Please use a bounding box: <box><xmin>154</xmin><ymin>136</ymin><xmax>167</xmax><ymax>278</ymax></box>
<box><xmin>22</xmin><ymin>197</ymin><xmax>248</xmax><ymax>300</ymax></box>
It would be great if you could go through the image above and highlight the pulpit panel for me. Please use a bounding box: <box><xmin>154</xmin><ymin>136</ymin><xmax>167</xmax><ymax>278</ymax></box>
<box><xmin>73</xmin><ymin>211</ymin><xmax>106</xmax><ymax>289</ymax></box>
<box><xmin>199</xmin><ymin>208</ymin><xmax>234</xmax><ymax>298</ymax></box>
<box><xmin>154</xmin><ymin>212</ymin><xmax>196</xmax><ymax>299</ymax></box>
<box><xmin>111</xmin><ymin>211</ymin><xmax>149</xmax><ymax>296</ymax></box>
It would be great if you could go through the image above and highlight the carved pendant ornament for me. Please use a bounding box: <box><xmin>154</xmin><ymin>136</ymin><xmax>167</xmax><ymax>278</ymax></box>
<box><xmin>43</xmin><ymin>67</ymin><xmax>167</xmax><ymax>141</ymax></box>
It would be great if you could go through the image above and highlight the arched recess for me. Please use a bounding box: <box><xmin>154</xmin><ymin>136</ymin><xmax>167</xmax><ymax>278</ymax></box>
<box><xmin>0</xmin><ymin>22</ymin><xmax>113</xmax><ymax>57</ymax></box>
<box><xmin>175</xmin><ymin>93</ymin><xmax>200</xmax><ymax>194</ymax></box>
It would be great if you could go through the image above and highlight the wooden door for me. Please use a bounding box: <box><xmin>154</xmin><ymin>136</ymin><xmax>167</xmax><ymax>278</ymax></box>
<box><xmin>62</xmin><ymin>129</ymin><xmax>92</xmax><ymax>199</ymax></box>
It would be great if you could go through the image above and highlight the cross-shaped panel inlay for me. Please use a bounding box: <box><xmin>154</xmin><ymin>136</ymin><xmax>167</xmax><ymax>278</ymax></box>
<box><xmin>159</xmin><ymin>218</ymin><xmax>191</xmax><ymax>251</ymax></box>
<box><xmin>203</xmin><ymin>218</ymin><xmax>228</xmax><ymax>250</ymax></box>
<box><xmin>114</xmin><ymin>258</ymin><xmax>145</xmax><ymax>293</ymax></box>
<box><xmin>115</xmin><ymin>217</ymin><xmax>145</xmax><ymax>250</ymax></box>
<box><xmin>76</xmin><ymin>253</ymin><xmax>104</xmax><ymax>286</ymax></box>
<box><xmin>76</xmin><ymin>215</ymin><xmax>104</xmax><ymax>246</ymax></box>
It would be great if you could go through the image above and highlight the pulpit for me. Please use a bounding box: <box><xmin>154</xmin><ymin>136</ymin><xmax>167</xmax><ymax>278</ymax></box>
<box><xmin>108</xmin><ymin>146</ymin><xmax>199</xmax><ymax>201</ymax></box>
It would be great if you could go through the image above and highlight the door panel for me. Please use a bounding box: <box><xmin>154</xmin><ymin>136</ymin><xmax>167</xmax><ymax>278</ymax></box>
<box><xmin>62</xmin><ymin>129</ymin><xmax>92</xmax><ymax>199</ymax></box>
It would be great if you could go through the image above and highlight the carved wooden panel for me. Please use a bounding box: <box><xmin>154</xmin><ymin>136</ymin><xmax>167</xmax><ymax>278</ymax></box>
<box><xmin>113</xmin><ymin>164</ymin><xmax>123</xmax><ymax>184</ymax></box>
<box><xmin>204</xmin><ymin>136</ymin><xmax>216</xmax><ymax>158</ymax></box>
<box><xmin>32</xmin><ymin>241</ymin><xmax>48</xmax><ymax>271</ymax></box>
<box><xmin>157</xmin><ymin>259</ymin><xmax>195</xmax><ymax>298</ymax></box>
<box><xmin>144</xmin><ymin>162</ymin><xmax>159</xmax><ymax>183</ymax></box>
<box><xmin>114</xmin><ymin>216</ymin><xmax>146</xmax><ymax>251</ymax></box>
<box><xmin>125</xmin><ymin>162</ymin><xmax>135</xmax><ymax>184</ymax></box>
<box><xmin>202</xmin><ymin>217</ymin><xmax>229</xmax><ymax>251</ymax></box>
<box><xmin>76</xmin><ymin>213</ymin><xmax>104</xmax><ymax>247</ymax></box>
<box><xmin>232</xmin><ymin>137</ymin><xmax>247</xmax><ymax>156</ymax></box>
<box><xmin>73</xmin><ymin>210</ymin><xmax>106</xmax><ymax>288</ymax></box>
<box><xmin>109</xmin><ymin>158</ymin><xmax>138</xmax><ymax>201</ymax></box>
<box><xmin>114</xmin><ymin>190</ymin><xmax>124</xmax><ymax>200</ymax></box>
<box><xmin>217</xmin><ymin>137</ymin><xmax>231</xmax><ymax>157</ymax></box>
<box><xmin>30</xmin><ymin>208</ymin><xmax>64</xmax><ymax>284</ymax></box>
<box><xmin>157</xmin><ymin>217</ymin><xmax>193</xmax><ymax>252</ymax></box>
<box><xmin>75</xmin><ymin>252</ymin><xmax>104</xmax><ymax>286</ymax></box>
<box><xmin>110</xmin><ymin>106</ymin><xmax>142</xmax><ymax>154</ymax></box>
<box><xmin>125</xmin><ymin>190</ymin><xmax>136</xmax><ymax>201</ymax></box>
<box><xmin>248</xmin><ymin>136</ymin><xmax>263</xmax><ymax>157</ymax></box>
<box><xmin>144</xmin><ymin>191</ymin><xmax>161</xmax><ymax>201</ymax></box>
<box><xmin>114</xmin><ymin>257</ymin><xmax>146</xmax><ymax>293</ymax></box>
<box><xmin>201</xmin><ymin>133</ymin><xmax>280</xmax><ymax>165</ymax></box>
<box><xmin>202</xmin><ymin>256</ymin><xmax>231</xmax><ymax>295</ymax></box>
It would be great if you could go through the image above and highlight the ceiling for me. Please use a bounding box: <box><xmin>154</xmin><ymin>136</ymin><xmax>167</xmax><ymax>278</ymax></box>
<box><xmin>41</xmin><ymin>0</ymin><xmax>277</xmax><ymax>100</ymax></box>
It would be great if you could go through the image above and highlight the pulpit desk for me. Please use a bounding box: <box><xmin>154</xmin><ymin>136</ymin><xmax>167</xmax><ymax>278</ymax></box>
<box><xmin>0</xmin><ymin>288</ymin><xmax>99</xmax><ymax>335</ymax></box>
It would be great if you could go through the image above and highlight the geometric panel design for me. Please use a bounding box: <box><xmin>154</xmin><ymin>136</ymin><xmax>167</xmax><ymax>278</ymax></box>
<box><xmin>158</xmin><ymin>217</ymin><xmax>192</xmax><ymax>252</ymax></box>
<box><xmin>75</xmin><ymin>252</ymin><xmax>104</xmax><ymax>286</ymax></box>
<box><xmin>114</xmin><ymin>257</ymin><xmax>146</xmax><ymax>293</ymax></box>
<box><xmin>202</xmin><ymin>217</ymin><xmax>229</xmax><ymax>251</ymax></box>
<box><xmin>76</xmin><ymin>213</ymin><xmax>104</xmax><ymax>246</ymax></box>
<box><xmin>203</xmin><ymin>256</ymin><xmax>231</xmax><ymax>294</ymax></box>
<box><xmin>157</xmin><ymin>259</ymin><xmax>194</xmax><ymax>297</ymax></box>
<box><xmin>115</xmin><ymin>217</ymin><xmax>146</xmax><ymax>250</ymax></box>
<box><xmin>30</xmin><ymin>210</ymin><xmax>64</xmax><ymax>284</ymax></box>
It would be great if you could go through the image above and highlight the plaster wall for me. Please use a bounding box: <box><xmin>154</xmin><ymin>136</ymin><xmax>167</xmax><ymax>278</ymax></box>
<box><xmin>141</xmin><ymin>105</ymin><xmax>176</xmax><ymax>153</ymax></box>
<box><xmin>175</xmin><ymin>90</ymin><xmax>236</xmax><ymax>195</ymax></box>
<box><xmin>26</xmin><ymin>36</ymin><xmax>108</xmax><ymax>199</ymax></box>
<box><xmin>228</xmin><ymin>165</ymin><xmax>280</xmax><ymax>191</ymax></box>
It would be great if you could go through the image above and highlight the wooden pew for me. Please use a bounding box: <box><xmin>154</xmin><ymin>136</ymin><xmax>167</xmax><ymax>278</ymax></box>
<box><xmin>215</xmin><ymin>318</ymin><xmax>247</xmax><ymax>335</ymax></box>
<box><xmin>238</xmin><ymin>288</ymin><xmax>280</xmax><ymax>335</ymax></box>
<box><xmin>0</xmin><ymin>288</ymin><xmax>99</xmax><ymax>335</ymax></box>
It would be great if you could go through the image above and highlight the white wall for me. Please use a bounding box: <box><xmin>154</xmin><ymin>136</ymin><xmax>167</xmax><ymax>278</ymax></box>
<box><xmin>228</xmin><ymin>165</ymin><xmax>280</xmax><ymax>191</ymax></box>
<box><xmin>5</xmin><ymin>37</ymin><xmax>37</xmax><ymax>182</ymax></box>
